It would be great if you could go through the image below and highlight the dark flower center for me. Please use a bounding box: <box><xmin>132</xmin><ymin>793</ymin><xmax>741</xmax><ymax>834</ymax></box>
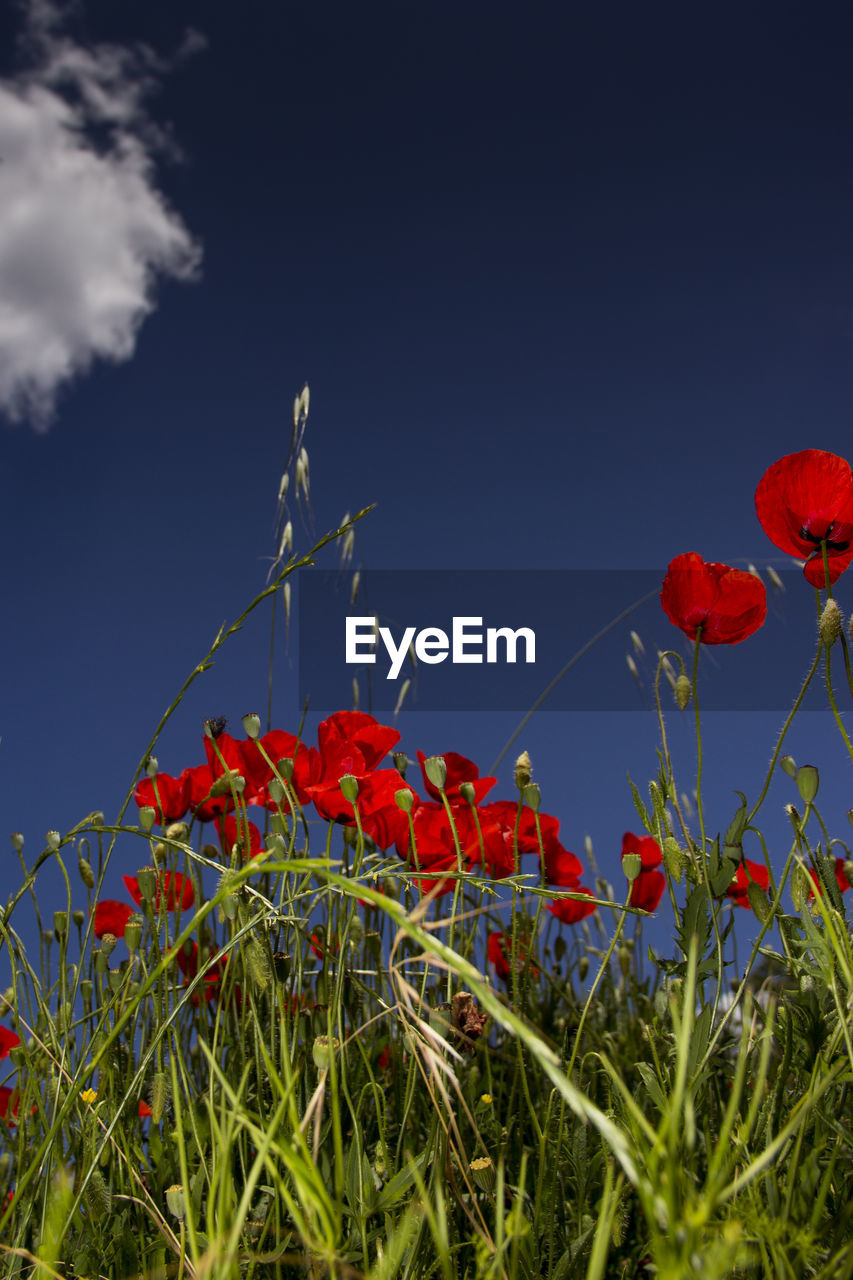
<box><xmin>799</xmin><ymin>522</ymin><xmax>850</xmax><ymax>553</ymax></box>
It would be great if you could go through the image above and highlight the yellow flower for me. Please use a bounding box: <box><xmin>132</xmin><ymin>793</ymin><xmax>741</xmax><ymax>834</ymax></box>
<box><xmin>80</xmin><ymin>1088</ymin><xmax>98</xmax><ymax>1105</ymax></box>
<box><xmin>480</xmin><ymin>1093</ymin><xmax>492</xmax><ymax>1105</ymax></box>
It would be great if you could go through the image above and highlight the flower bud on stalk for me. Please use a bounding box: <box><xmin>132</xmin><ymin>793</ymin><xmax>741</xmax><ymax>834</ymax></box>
<box><xmin>675</xmin><ymin>674</ymin><xmax>691</xmax><ymax>711</ymax></box>
<box><xmin>458</xmin><ymin>781</ymin><xmax>476</xmax><ymax>804</ymax></box>
<box><xmin>312</xmin><ymin>1034</ymin><xmax>341</xmax><ymax>1070</ymax></box>
<box><xmin>242</xmin><ymin>712</ymin><xmax>261</xmax><ymax>740</ymax></box>
<box><xmin>339</xmin><ymin>774</ymin><xmax>359</xmax><ymax>805</ymax></box>
<box><xmin>78</xmin><ymin>856</ymin><xmax>95</xmax><ymax>889</ymax></box>
<box><xmin>138</xmin><ymin>806</ymin><xmax>156</xmax><ymax>832</ymax></box>
<box><xmin>820</xmin><ymin>599</ymin><xmax>842</xmax><ymax>647</ymax></box>
<box><xmin>522</xmin><ymin>783</ymin><xmax>540</xmax><ymax>812</ymax></box>
<box><xmin>45</xmin><ymin>831</ymin><xmax>60</xmax><ymax>851</ymax></box>
<box><xmin>514</xmin><ymin>751</ymin><xmax>532</xmax><ymax>791</ymax></box>
<box><xmin>9</xmin><ymin>833</ymin><xmax>23</xmax><ymax>853</ymax></box>
<box><xmin>423</xmin><ymin>756</ymin><xmax>447</xmax><ymax>791</ymax></box>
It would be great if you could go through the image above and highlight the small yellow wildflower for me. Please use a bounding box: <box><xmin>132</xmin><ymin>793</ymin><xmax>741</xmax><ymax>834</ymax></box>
<box><xmin>80</xmin><ymin>1088</ymin><xmax>98</xmax><ymax>1105</ymax></box>
<box><xmin>480</xmin><ymin>1093</ymin><xmax>492</xmax><ymax>1105</ymax></box>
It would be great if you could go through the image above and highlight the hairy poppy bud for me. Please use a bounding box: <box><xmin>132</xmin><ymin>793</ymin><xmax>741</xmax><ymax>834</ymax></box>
<box><xmin>514</xmin><ymin>751</ymin><xmax>532</xmax><ymax>791</ymax></box>
<box><xmin>780</xmin><ymin>755</ymin><xmax>797</xmax><ymax>778</ymax></box>
<box><xmin>166</xmin><ymin>822</ymin><xmax>189</xmax><ymax>843</ymax></box>
<box><xmin>820</xmin><ymin>599</ymin><xmax>842</xmax><ymax>647</ymax></box>
<box><xmin>145</xmin><ymin>755</ymin><xmax>158</xmax><ymax>777</ymax></box>
<box><xmin>9</xmin><ymin>833</ymin><xmax>23</xmax><ymax>853</ymax></box>
<box><xmin>675</xmin><ymin>674</ymin><xmax>691</xmax><ymax>711</ymax></box>
<box><xmin>78</xmin><ymin>856</ymin><xmax>95</xmax><ymax>890</ymax></box>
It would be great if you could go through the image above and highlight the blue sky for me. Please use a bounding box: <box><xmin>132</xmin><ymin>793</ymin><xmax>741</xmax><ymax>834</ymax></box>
<box><xmin>3</xmin><ymin>1</ymin><xmax>853</xmax><ymax>969</ymax></box>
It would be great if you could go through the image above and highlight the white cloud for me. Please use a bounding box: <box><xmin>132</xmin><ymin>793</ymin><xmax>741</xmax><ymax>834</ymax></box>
<box><xmin>0</xmin><ymin>2</ymin><xmax>203</xmax><ymax>429</ymax></box>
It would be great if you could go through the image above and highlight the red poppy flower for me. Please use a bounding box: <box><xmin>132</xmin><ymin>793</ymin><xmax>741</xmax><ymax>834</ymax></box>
<box><xmin>547</xmin><ymin>888</ymin><xmax>597</xmax><ymax>924</ymax></box>
<box><xmin>0</xmin><ymin>1027</ymin><xmax>20</xmax><ymax>1059</ymax></box>
<box><xmin>138</xmin><ymin>1099</ymin><xmax>153</xmax><ymax>1118</ymax></box>
<box><xmin>217</xmin><ymin>813</ymin><xmax>264</xmax><ymax>860</ymax></box>
<box><xmin>134</xmin><ymin>771</ymin><xmax>190</xmax><ymax>825</ymax></box>
<box><xmin>245</xmin><ymin>729</ymin><xmax>321</xmax><ymax>806</ymax></box>
<box><xmin>622</xmin><ymin>832</ymin><xmax>663</xmax><ymax>870</ymax></box>
<box><xmin>416</xmin><ymin>751</ymin><xmax>496</xmax><ymax>805</ymax></box>
<box><xmin>487</xmin><ymin>930</ymin><xmax>538</xmax><ymax>981</ymax></box>
<box><xmin>629</xmin><ymin>870</ymin><xmax>667</xmax><ymax>913</ymax></box>
<box><xmin>122</xmin><ymin>871</ymin><xmax>194</xmax><ymax>912</ymax></box>
<box><xmin>622</xmin><ymin>833</ymin><xmax>667</xmax><ymax>913</ymax></box>
<box><xmin>183</xmin><ymin>763</ymin><xmax>231</xmax><ymax>823</ymax></box>
<box><xmin>93</xmin><ymin>900</ymin><xmax>133</xmax><ymax>939</ymax></box>
<box><xmin>0</xmin><ymin>1086</ymin><xmax>19</xmax><ymax>1124</ymax></box>
<box><xmin>724</xmin><ymin>859</ymin><xmax>770</xmax><ymax>907</ymax></box>
<box><xmin>755</xmin><ymin>449</ymin><xmax>853</xmax><ymax>586</ymax></box>
<box><xmin>660</xmin><ymin>552</ymin><xmax>767</xmax><ymax>645</ymax></box>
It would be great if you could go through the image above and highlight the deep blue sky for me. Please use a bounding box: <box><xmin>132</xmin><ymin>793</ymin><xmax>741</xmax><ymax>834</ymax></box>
<box><xmin>3</xmin><ymin>2</ymin><xmax>853</xmax><ymax>971</ymax></box>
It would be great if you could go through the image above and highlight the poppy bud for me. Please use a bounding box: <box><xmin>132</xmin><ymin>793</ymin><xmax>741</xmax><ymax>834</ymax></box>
<box><xmin>423</xmin><ymin>756</ymin><xmax>447</xmax><ymax>791</ymax></box>
<box><xmin>78</xmin><ymin>856</ymin><xmax>95</xmax><ymax>890</ymax></box>
<box><xmin>458</xmin><ymin>781</ymin><xmax>476</xmax><ymax>804</ymax></box>
<box><xmin>242</xmin><ymin>713</ymin><xmax>261</xmax><ymax>740</ymax></box>
<box><xmin>72</xmin><ymin>909</ymin><xmax>85</xmax><ymax>927</ymax></box>
<box><xmin>151</xmin><ymin>1071</ymin><xmax>170</xmax><ymax>1124</ymax></box>
<box><xmin>138</xmin><ymin>806</ymin><xmax>156</xmax><ymax>832</ymax></box>
<box><xmin>245</xmin><ymin>936</ymin><xmax>272</xmax><ymax>990</ymax></box>
<box><xmin>747</xmin><ymin>882</ymin><xmax>771</xmax><ymax>921</ymax></box>
<box><xmin>312</xmin><ymin>1034</ymin><xmax>340</xmax><ymax>1070</ymax></box>
<box><xmin>166</xmin><ymin>822</ymin><xmax>189</xmax><ymax>843</ymax></box>
<box><xmin>675</xmin><ymin>674</ymin><xmax>691</xmax><ymax>711</ymax></box>
<box><xmin>339</xmin><ymin>774</ymin><xmax>359</xmax><ymax>804</ymax></box>
<box><xmin>522</xmin><ymin>783</ymin><xmax>540</xmax><ymax>812</ymax></box>
<box><xmin>10</xmin><ymin>833</ymin><xmax>23</xmax><ymax>853</ymax></box>
<box><xmin>469</xmin><ymin>1156</ymin><xmax>496</xmax><ymax>1192</ymax></box>
<box><xmin>165</xmin><ymin>1184</ymin><xmax>186</xmax><ymax>1221</ymax></box>
<box><xmin>395</xmin><ymin>789</ymin><xmax>415</xmax><ymax>813</ymax></box>
<box><xmin>277</xmin><ymin>757</ymin><xmax>295</xmax><ymax>782</ymax></box>
<box><xmin>85</xmin><ymin>1168</ymin><xmax>112</xmax><ymax>1219</ymax></box>
<box><xmin>797</xmin><ymin>765</ymin><xmax>819</xmax><ymax>805</ymax></box>
<box><xmin>53</xmin><ymin>911</ymin><xmax>67</xmax><ymax>938</ymax></box>
<box><xmin>780</xmin><ymin>755</ymin><xmax>797</xmax><ymax>778</ymax></box>
<box><xmin>791</xmin><ymin>864</ymin><xmax>810</xmax><ymax>912</ymax></box>
<box><xmin>820</xmin><ymin>599</ymin><xmax>842</xmax><ymax>647</ymax></box>
<box><xmin>145</xmin><ymin>755</ymin><xmax>158</xmax><ymax>777</ymax></box>
<box><xmin>514</xmin><ymin>751</ymin><xmax>532</xmax><ymax>791</ymax></box>
<box><xmin>45</xmin><ymin>831</ymin><xmax>60</xmax><ymax>851</ymax></box>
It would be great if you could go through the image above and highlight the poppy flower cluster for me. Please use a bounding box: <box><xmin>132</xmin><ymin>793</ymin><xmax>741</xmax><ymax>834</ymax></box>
<box><xmin>661</xmin><ymin>450</ymin><xmax>853</xmax><ymax>647</ymax></box>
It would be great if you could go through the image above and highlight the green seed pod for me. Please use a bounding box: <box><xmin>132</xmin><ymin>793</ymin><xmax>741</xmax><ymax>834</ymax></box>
<box><xmin>392</xmin><ymin>751</ymin><xmax>408</xmax><ymax>777</ymax></box>
<box><xmin>45</xmin><ymin>831</ymin><xmax>61</xmax><ymax>851</ymax></box>
<box><xmin>522</xmin><ymin>783</ymin><xmax>540</xmax><ymax>813</ymax></box>
<box><xmin>10</xmin><ymin>833</ymin><xmax>23</xmax><ymax>853</ymax></box>
<box><xmin>312</xmin><ymin>1034</ymin><xmax>341</xmax><ymax>1071</ymax></box>
<box><xmin>138</xmin><ymin>806</ymin><xmax>157</xmax><ymax>832</ymax></box>
<box><xmin>165</xmin><ymin>822</ymin><xmax>189</xmax><ymax>843</ymax></box>
<box><xmin>339</xmin><ymin>773</ymin><xmax>359</xmax><ymax>804</ymax></box>
<box><xmin>469</xmin><ymin>1156</ymin><xmax>496</xmax><ymax>1192</ymax></box>
<box><xmin>797</xmin><ymin>765</ymin><xmax>819</xmax><ymax>805</ymax></box>
<box><xmin>165</xmin><ymin>1184</ymin><xmax>186</xmax><ymax>1220</ymax></box>
<box><xmin>423</xmin><ymin>756</ymin><xmax>447</xmax><ymax>791</ymax></box>
<box><xmin>622</xmin><ymin>853</ymin><xmax>642</xmax><ymax>883</ymax></box>
<box><xmin>53</xmin><ymin>911</ymin><xmax>68</xmax><ymax>938</ymax></box>
<box><xmin>124</xmin><ymin>914</ymin><xmax>144</xmax><ymax>955</ymax></box>
<box><xmin>395</xmin><ymin>788</ymin><xmax>415</xmax><ymax>813</ymax></box>
<box><xmin>242</xmin><ymin>712</ymin><xmax>261</xmax><ymax>740</ymax></box>
<box><xmin>458</xmin><ymin>781</ymin><xmax>476</xmax><ymax>804</ymax></box>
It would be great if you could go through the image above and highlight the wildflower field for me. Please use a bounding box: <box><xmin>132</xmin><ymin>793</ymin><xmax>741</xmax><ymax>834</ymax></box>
<box><xmin>3</xmin><ymin>415</ymin><xmax>853</xmax><ymax>1279</ymax></box>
